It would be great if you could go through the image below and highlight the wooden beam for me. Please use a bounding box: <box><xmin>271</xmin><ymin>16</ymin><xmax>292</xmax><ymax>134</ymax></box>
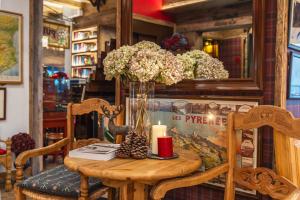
<box><xmin>133</xmin><ymin>13</ymin><xmax>175</xmax><ymax>28</ymax></box>
<box><xmin>176</xmin><ymin>15</ymin><xmax>252</xmax><ymax>32</ymax></box>
<box><xmin>45</xmin><ymin>0</ymin><xmax>82</xmax><ymax>8</ymax></box>
<box><xmin>74</xmin><ymin>9</ymin><xmax>116</xmax><ymax>29</ymax></box>
<box><xmin>29</xmin><ymin>0</ymin><xmax>43</xmax><ymax>174</ymax></box>
<box><xmin>162</xmin><ymin>0</ymin><xmax>208</xmax><ymax>10</ymax></box>
<box><xmin>73</xmin><ymin>1</ymin><xmax>116</xmax><ymax>29</ymax></box>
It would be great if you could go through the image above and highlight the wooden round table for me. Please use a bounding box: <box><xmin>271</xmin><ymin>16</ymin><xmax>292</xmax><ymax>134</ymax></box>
<box><xmin>64</xmin><ymin>150</ymin><xmax>201</xmax><ymax>200</ymax></box>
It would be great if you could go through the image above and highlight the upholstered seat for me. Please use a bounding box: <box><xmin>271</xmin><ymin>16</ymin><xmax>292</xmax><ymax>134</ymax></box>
<box><xmin>18</xmin><ymin>165</ymin><xmax>102</xmax><ymax>198</ymax></box>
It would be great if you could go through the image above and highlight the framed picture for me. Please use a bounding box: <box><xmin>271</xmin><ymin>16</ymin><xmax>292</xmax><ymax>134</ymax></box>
<box><xmin>0</xmin><ymin>10</ymin><xmax>23</xmax><ymax>84</ymax></box>
<box><xmin>0</xmin><ymin>88</ymin><xmax>6</xmax><ymax>120</ymax></box>
<box><xmin>43</xmin><ymin>21</ymin><xmax>70</xmax><ymax>49</ymax></box>
<box><xmin>289</xmin><ymin>0</ymin><xmax>300</xmax><ymax>50</ymax></box>
<box><xmin>126</xmin><ymin>97</ymin><xmax>260</xmax><ymax>196</ymax></box>
<box><xmin>288</xmin><ymin>52</ymin><xmax>300</xmax><ymax>99</ymax></box>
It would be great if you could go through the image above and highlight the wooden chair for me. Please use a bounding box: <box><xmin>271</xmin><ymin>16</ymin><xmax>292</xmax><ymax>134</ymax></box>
<box><xmin>224</xmin><ymin>105</ymin><xmax>300</xmax><ymax>200</ymax></box>
<box><xmin>150</xmin><ymin>106</ymin><xmax>300</xmax><ymax>200</ymax></box>
<box><xmin>14</xmin><ymin>98</ymin><xmax>118</xmax><ymax>200</ymax></box>
<box><xmin>0</xmin><ymin>138</ymin><xmax>12</xmax><ymax>191</ymax></box>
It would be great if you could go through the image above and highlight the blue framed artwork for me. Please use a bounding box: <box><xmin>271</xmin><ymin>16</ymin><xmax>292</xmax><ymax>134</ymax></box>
<box><xmin>289</xmin><ymin>52</ymin><xmax>300</xmax><ymax>99</ymax></box>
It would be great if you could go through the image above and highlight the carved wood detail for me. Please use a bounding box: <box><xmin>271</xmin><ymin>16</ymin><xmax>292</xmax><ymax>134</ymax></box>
<box><xmin>235</xmin><ymin>167</ymin><xmax>297</xmax><ymax>200</ymax></box>
<box><xmin>234</xmin><ymin>105</ymin><xmax>300</xmax><ymax>140</ymax></box>
<box><xmin>71</xmin><ymin>98</ymin><xmax>113</xmax><ymax>115</ymax></box>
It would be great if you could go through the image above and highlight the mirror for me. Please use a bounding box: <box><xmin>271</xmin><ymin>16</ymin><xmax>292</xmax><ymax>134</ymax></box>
<box><xmin>132</xmin><ymin>0</ymin><xmax>254</xmax><ymax>80</ymax></box>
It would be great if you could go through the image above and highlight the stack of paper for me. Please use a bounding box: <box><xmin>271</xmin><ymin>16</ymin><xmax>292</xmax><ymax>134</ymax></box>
<box><xmin>69</xmin><ymin>143</ymin><xmax>120</xmax><ymax>161</ymax></box>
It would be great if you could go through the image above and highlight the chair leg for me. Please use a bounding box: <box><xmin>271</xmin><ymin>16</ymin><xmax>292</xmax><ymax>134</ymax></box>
<box><xmin>15</xmin><ymin>186</ymin><xmax>26</xmax><ymax>200</ymax></box>
<box><xmin>224</xmin><ymin>170</ymin><xmax>235</xmax><ymax>200</ymax></box>
<box><xmin>5</xmin><ymin>167</ymin><xmax>12</xmax><ymax>191</ymax></box>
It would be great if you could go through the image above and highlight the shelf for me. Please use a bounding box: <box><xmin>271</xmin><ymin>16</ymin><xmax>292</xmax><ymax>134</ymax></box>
<box><xmin>72</xmin><ymin>37</ymin><xmax>97</xmax><ymax>43</ymax></box>
<box><xmin>72</xmin><ymin>50</ymin><xmax>98</xmax><ymax>55</ymax></box>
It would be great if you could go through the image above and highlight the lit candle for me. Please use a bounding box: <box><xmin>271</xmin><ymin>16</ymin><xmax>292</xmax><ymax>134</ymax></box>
<box><xmin>158</xmin><ymin>136</ymin><xmax>173</xmax><ymax>157</ymax></box>
<box><xmin>151</xmin><ymin>121</ymin><xmax>167</xmax><ymax>155</ymax></box>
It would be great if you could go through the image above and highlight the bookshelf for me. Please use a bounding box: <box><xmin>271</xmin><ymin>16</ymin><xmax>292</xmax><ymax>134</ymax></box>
<box><xmin>71</xmin><ymin>26</ymin><xmax>98</xmax><ymax>79</ymax></box>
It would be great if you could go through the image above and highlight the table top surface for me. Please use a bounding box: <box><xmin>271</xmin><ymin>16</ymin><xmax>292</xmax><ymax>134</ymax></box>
<box><xmin>64</xmin><ymin>149</ymin><xmax>202</xmax><ymax>182</ymax></box>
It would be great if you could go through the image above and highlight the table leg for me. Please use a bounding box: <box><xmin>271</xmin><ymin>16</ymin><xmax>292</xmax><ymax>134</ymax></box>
<box><xmin>133</xmin><ymin>182</ymin><xmax>147</xmax><ymax>200</ymax></box>
<box><xmin>79</xmin><ymin>173</ymin><xmax>89</xmax><ymax>200</ymax></box>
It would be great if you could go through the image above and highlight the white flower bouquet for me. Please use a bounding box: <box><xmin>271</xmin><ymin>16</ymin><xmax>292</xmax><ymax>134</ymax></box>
<box><xmin>103</xmin><ymin>41</ymin><xmax>187</xmax><ymax>85</ymax></box>
<box><xmin>103</xmin><ymin>41</ymin><xmax>229</xmax><ymax>84</ymax></box>
<box><xmin>181</xmin><ymin>50</ymin><xmax>229</xmax><ymax>80</ymax></box>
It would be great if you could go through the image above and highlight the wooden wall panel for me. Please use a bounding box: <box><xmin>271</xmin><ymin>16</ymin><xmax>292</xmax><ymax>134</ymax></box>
<box><xmin>274</xmin><ymin>0</ymin><xmax>300</xmax><ymax>187</ymax></box>
<box><xmin>29</xmin><ymin>0</ymin><xmax>43</xmax><ymax>173</ymax></box>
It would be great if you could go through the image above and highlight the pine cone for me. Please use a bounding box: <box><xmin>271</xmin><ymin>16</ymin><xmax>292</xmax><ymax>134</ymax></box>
<box><xmin>116</xmin><ymin>142</ymin><xmax>132</xmax><ymax>158</ymax></box>
<box><xmin>131</xmin><ymin>133</ymin><xmax>148</xmax><ymax>159</ymax></box>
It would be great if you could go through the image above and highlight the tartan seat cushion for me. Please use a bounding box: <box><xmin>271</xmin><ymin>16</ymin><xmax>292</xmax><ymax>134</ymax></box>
<box><xmin>18</xmin><ymin>165</ymin><xmax>103</xmax><ymax>198</ymax></box>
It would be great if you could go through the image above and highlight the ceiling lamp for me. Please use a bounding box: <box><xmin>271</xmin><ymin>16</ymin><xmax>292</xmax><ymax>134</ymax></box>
<box><xmin>89</xmin><ymin>0</ymin><xmax>106</xmax><ymax>12</ymax></box>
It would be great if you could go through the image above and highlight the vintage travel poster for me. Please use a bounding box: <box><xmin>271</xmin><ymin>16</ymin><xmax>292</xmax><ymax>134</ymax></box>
<box><xmin>127</xmin><ymin>98</ymin><xmax>258</xmax><ymax>194</ymax></box>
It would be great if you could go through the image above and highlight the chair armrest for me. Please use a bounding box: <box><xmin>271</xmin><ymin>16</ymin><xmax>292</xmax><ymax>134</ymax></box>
<box><xmin>150</xmin><ymin>163</ymin><xmax>229</xmax><ymax>200</ymax></box>
<box><xmin>15</xmin><ymin>138</ymin><xmax>69</xmax><ymax>167</ymax></box>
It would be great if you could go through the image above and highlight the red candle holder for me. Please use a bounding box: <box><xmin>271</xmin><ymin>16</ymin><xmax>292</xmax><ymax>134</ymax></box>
<box><xmin>158</xmin><ymin>136</ymin><xmax>173</xmax><ymax>157</ymax></box>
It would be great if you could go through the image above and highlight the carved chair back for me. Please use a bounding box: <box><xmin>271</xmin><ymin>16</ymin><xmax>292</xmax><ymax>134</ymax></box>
<box><xmin>66</xmin><ymin>98</ymin><xmax>116</xmax><ymax>153</ymax></box>
<box><xmin>225</xmin><ymin>105</ymin><xmax>300</xmax><ymax>200</ymax></box>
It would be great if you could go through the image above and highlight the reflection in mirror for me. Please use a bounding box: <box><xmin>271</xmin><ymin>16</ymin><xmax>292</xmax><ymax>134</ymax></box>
<box><xmin>132</xmin><ymin>0</ymin><xmax>253</xmax><ymax>79</ymax></box>
<box><xmin>74</xmin><ymin>0</ymin><xmax>117</xmax><ymax>103</ymax></box>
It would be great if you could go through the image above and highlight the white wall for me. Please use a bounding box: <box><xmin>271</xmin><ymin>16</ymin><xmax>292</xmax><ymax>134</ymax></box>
<box><xmin>0</xmin><ymin>0</ymin><xmax>30</xmax><ymax>141</ymax></box>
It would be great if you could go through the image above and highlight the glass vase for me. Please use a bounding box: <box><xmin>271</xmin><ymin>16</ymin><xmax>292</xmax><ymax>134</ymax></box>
<box><xmin>128</xmin><ymin>81</ymin><xmax>155</xmax><ymax>139</ymax></box>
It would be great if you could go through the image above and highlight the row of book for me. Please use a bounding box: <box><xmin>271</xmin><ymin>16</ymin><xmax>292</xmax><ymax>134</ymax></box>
<box><xmin>73</xmin><ymin>31</ymin><xmax>97</xmax><ymax>41</ymax></box>
<box><xmin>72</xmin><ymin>68</ymin><xmax>94</xmax><ymax>79</ymax></box>
<box><xmin>72</xmin><ymin>55</ymin><xmax>96</xmax><ymax>66</ymax></box>
<box><xmin>73</xmin><ymin>42</ymin><xmax>97</xmax><ymax>53</ymax></box>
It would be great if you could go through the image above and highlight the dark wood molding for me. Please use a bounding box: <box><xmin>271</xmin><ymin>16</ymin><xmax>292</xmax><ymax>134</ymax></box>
<box><xmin>252</xmin><ymin>0</ymin><xmax>265</xmax><ymax>93</ymax></box>
<box><xmin>29</xmin><ymin>0</ymin><xmax>43</xmax><ymax>174</ymax></box>
<box><xmin>121</xmin><ymin>0</ymin><xmax>132</xmax><ymax>45</ymax></box>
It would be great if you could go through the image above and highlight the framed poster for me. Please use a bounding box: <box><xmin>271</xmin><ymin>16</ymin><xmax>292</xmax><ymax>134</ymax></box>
<box><xmin>289</xmin><ymin>0</ymin><xmax>300</xmax><ymax>50</ymax></box>
<box><xmin>0</xmin><ymin>88</ymin><xmax>6</xmax><ymax>120</ymax></box>
<box><xmin>43</xmin><ymin>21</ymin><xmax>70</xmax><ymax>49</ymax></box>
<box><xmin>126</xmin><ymin>98</ymin><xmax>259</xmax><ymax>195</ymax></box>
<box><xmin>0</xmin><ymin>10</ymin><xmax>23</xmax><ymax>84</ymax></box>
<box><xmin>288</xmin><ymin>52</ymin><xmax>300</xmax><ymax>99</ymax></box>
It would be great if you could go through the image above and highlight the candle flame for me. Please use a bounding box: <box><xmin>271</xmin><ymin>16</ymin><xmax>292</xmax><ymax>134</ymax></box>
<box><xmin>158</xmin><ymin>120</ymin><xmax>161</xmax><ymax>125</ymax></box>
<box><xmin>208</xmin><ymin>112</ymin><xmax>215</xmax><ymax>120</ymax></box>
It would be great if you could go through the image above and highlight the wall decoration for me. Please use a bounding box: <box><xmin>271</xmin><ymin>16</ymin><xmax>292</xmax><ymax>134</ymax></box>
<box><xmin>43</xmin><ymin>21</ymin><xmax>70</xmax><ymax>49</ymax></box>
<box><xmin>0</xmin><ymin>88</ymin><xmax>6</xmax><ymax>120</ymax></box>
<box><xmin>0</xmin><ymin>10</ymin><xmax>23</xmax><ymax>84</ymax></box>
<box><xmin>288</xmin><ymin>52</ymin><xmax>300</xmax><ymax>99</ymax></box>
<box><xmin>289</xmin><ymin>0</ymin><xmax>300</xmax><ymax>50</ymax></box>
<box><xmin>126</xmin><ymin>98</ymin><xmax>259</xmax><ymax>195</ymax></box>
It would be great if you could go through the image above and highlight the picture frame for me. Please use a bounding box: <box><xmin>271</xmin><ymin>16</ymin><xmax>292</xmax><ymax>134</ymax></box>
<box><xmin>0</xmin><ymin>88</ymin><xmax>6</xmax><ymax>120</ymax></box>
<box><xmin>125</xmin><ymin>97</ymin><xmax>261</xmax><ymax>197</ymax></box>
<box><xmin>43</xmin><ymin>20</ymin><xmax>70</xmax><ymax>49</ymax></box>
<box><xmin>289</xmin><ymin>0</ymin><xmax>300</xmax><ymax>50</ymax></box>
<box><xmin>0</xmin><ymin>10</ymin><xmax>23</xmax><ymax>84</ymax></box>
<box><xmin>288</xmin><ymin>52</ymin><xmax>300</xmax><ymax>99</ymax></box>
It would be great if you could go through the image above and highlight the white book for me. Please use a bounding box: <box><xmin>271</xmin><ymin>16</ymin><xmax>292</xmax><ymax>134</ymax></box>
<box><xmin>69</xmin><ymin>143</ymin><xmax>120</xmax><ymax>161</ymax></box>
